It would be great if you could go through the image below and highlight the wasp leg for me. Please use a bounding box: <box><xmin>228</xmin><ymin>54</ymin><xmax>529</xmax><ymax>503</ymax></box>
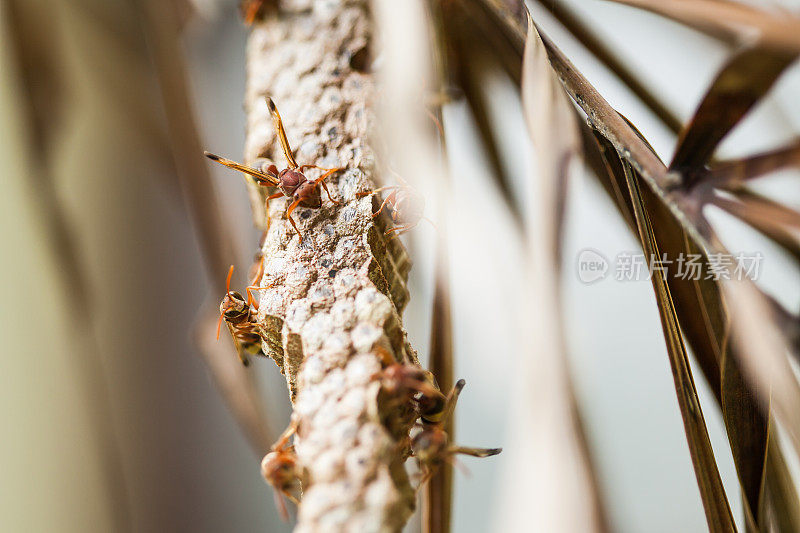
<box><xmin>285</xmin><ymin>197</ymin><xmax>304</xmax><ymax>242</ymax></box>
<box><xmin>356</xmin><ymin>185</ymin><xmax>400</xmax><ymax>199</ymax></box>
<box><xmin>264</xmin><ymin>192</ymin><xmax>283</xmax><ymax>230</ymax></box>
<box><xmin>385</xmin><ymin>220</ymin><xmax>420</xmax><ymax>238</ymax></box>
<box><xmin>273</xmin><ymin>420</ymin><xmax>297</xmax><ymax>451</ymax></box>
<box><xmin>298</xmin><ymin>164</ymin><xmax>339</xmax><ymax>174</ymax></box>
<box><xmin>372</xmin><ymin>190</ymin><xmax>399</xmax><ymax>219</ymax></box>
<box><xmin>312</xmin><ymin>167</ymin><xmax>342</xmax><ymax>205</ymax></box>
<box><xmin>245</xmin><ymin>284</ymin><xmax>275</xmax><ymax>310</ymax></box>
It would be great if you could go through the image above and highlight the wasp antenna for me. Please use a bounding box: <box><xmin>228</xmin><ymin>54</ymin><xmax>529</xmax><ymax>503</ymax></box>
<box><xmin>440</xmin><ymin>379</ymin><xmax>466</xmax><ymax>425</ymax></box>
<box><xmin>266</xmin><ymin>96</ymin><xmax>277</xmax><ymax>112</ymax></box>
<box><xmin>216</xmin><ymin>311</ymin><xmax>225</xmax><ymax>341</ymax></box>
<box><xmin>451</xmin><ymin>446</ymin><xmax>502</xmax><ymax>458</ymax></box>
<box><xmin>422</xmin><ymin>216</ymin><xmax>439</xmax><ymax>232</ymax></box>
<box><xmin>225</xmin><ymin>264</ymin><xmax>234</xmax><ymax>296</ymax></box>
<box><xmin>204</xmin><ymin>151</ymin><xmax>220</xmax><ymax>161</ymax></box>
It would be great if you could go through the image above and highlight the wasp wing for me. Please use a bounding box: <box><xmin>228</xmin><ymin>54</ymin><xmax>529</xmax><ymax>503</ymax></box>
<box><xmin>266</xmin><ymin>97</ymin><xmax>299</xmax><ymax>169</ymax></box>
<box><xmin>204</xmin><ymin>152</ymin><xmax>280</xmax><ymax>186</ymax></box>
<box><xmin>226</xmin><ymin>322</ymin><xmax>251</xmax><ymax>366</ymax></box>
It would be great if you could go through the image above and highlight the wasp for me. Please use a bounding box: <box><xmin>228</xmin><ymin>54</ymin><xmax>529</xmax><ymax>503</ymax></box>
<box><xmin>411</xmin><ymin>379</ymin><xmax>501</xmax><ymax>486</ymax></box>
<box><xmin>379</xmin><ymin>362</ymin><xmax>448</xmax><ymax>423</ymax></box>
<box><xmin>357</xmin><ymin>174</ymin><xmax>431</xmax><ymax>237</ymax></box>
<box><xmin>217</xmin><ymin>264</ymin><xmax>270</xmax><ymax>366</ymax></box>
<box><xmin>261</xmin><ymin>422</ymin><xmax>300</xmax><ymax>522</ymax></box>
<box><xmin>239</xmin><ymin>0</ymin><xmax>275</xmax><ymax>26</ymax></box>
<box><xmin>205</xmin><ymin>97</ymin><xmax>342</xmax><ymax>242</ymax></box>
<box><xmin>374</xmin><ymin>346</ymin><xmax>447</xmax><ymax>422</ymax></box>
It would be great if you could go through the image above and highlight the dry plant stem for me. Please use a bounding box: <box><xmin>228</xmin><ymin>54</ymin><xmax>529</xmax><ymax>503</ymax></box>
<box><xmin>622</xmin><ymin>162</ymin><xmax>737</xmax><ymax>533</ymax></box>
<box><xmin>532</xmin><ymin>0</ymin><xmax>682</xmax><ymax>134</ymax></box>
<box><xmin>423</xmin><ymin>251</ymin><xmax>454</xmax><ymax>533</ymax></box>
<box><xmin>422</xmin><ymin>3</ymin><xmax>456</xmax><ymax>530</ymax></box>
<box><xmin>707</xmin><ymin>140</ymin><xmax>800</xmax><ymax>188</ymax></box>
<box><xmin>607</xmin><ymin>0</ymin><xmax>800</xmax><ymax>54</ymax></box>
<box><xmin>4</xmin><ymin>3</ymin><xmax>143</xmax><ymax>530</ymax></box>
<box><xmin>462</xmin><ymin>1</ymin><xmax>800</xmax><ymax>528</ymax></box>
<box><xmin>477</xmin><ymin>10</ymin><xmax>800</xmax><ymax>456</ymax></box>
<box><xmin>245</xmin><ymin>2</ymin><xmax>417</xmax><ymax>530</ymax></box>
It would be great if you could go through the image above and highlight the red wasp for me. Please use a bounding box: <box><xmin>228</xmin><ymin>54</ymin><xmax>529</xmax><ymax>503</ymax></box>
<box><xmin>379</xmin><ymin>363</ymin><xmax>447</xmax><ymax>423</ymax></box>
<box><xmin>205</xmin><ymin>97</ymin><xmax>342</xmax><ymax>242</ymax></box>
<box><xmin>261</xmin><ymin>422</ymin><xmax>300</xmax><ymax>522</ymax></box>
<box><xmin>240</xmin><ymin>0</ymin><xmax>275</xmax><ymax>26</ymax></box>
<box><xmin>411</xmin><ymin>379</ymin><xmax>501</xmax><ymax>486</ymax></box>
<box><xmin>217</xmin><ymin>264</ymin><xmax>271</xmax><ymax>366</ymax></box>
<box><xmin>357</xmin><ymin>174</ymin><xmax>432</xmax><ymax>237</ymax></box>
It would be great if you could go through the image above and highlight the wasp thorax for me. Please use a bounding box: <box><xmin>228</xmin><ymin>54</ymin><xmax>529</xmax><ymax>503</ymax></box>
<box><xmin>295</xmin><ymin>181</ymin><xmax>322</xmax><ymax>208</ymax></box>
<box><xmin>279</xmin><ymin>168</ymin><xmax>306</xmax><ymax>196</ymax></box>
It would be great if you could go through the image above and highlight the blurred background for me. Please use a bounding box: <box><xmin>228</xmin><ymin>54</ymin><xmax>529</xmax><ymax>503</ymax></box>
<box><xmin>1</xmin><ymin>0</ymin><xmax>798</xmax><ymax>532</ymax></box>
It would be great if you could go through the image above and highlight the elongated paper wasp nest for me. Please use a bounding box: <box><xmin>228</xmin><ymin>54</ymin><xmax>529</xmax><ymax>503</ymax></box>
<box><xmin>243</xmin><ymin>1</ymin><xmax>418</xmax><ymax>530</ymax></box>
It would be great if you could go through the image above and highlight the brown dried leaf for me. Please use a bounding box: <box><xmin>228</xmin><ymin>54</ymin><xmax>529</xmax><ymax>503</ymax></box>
<box><xmin>590</xmin><ymin>131</ymin><xmax>780</xmax><ymax>531</ymax></box>
<box><xmin>709</xmin><ymin>190</ymin><xmax>800</xmax><ymax>263</ymax></box>
<box><xmin>717</xmin><ymin>271</ymin><xmax>800</xmax><ymax>461</ymax></box>
<box><xmin>457</xmin><ymin>2</ymin><xmax>800</xmax><ymax>527</ymax></box>
<box><xmin>620</xmin><ymin>160</ymin><xmax>738</xmax><ymax>533</ymax></box>
<box><xmin>607</xmin><ymin>0</ymin><xmax>800</xmax><ymax>53</ymax></box>
<box><xmin>533</xmin><ymin>0</ymin><xmax>682</xmax><ymax>133</ymax></box>
<box><xmin>707</xmin><ymin>140</ymin><xmax>800</xmax><ymax>189</ymax></box>
<box><xmin>670</xmin><ymin>46</ymin><xmax>797</xmax><ymax>180</ymax></box>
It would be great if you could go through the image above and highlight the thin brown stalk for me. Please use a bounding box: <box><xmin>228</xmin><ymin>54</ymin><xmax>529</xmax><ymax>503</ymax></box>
<box><xmin>708</xmin><ymin>191</ymin><xmax>800</xmax><ymax>263</ymax></box>
<box><xmin>532</xmin><ymin>0</ymin><xmax>682</xmax><ymax>133</ymax></box>
<box><xmin>706</xmin><ymin>140</ymin><xmax>800</xmax><ymax>189</ymax></box>
<box><xmin>423</xmin><ymin>3</ymin><xmax>456</xmax><ymax>528</ymax></box>
<box><xmin>669</xmin><ymin>46</ymin><xmax>796</xmax><ymax>181</ymax></box>
<box><xmin>606</xmin><ymin>0</ymin><xmax>800</xmax><ymax>53</ymax></box>
<box><xmin>621</xmin><ymin>160</ymin><xmax>737</xmax><ymax>533</ymax></box>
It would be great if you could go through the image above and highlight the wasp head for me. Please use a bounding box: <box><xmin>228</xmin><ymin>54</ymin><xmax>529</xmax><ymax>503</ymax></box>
<box><xmin>216</xmin><ymin>265</ymin><xmax>251</xmax><ymax>340</ymax></box>
<box><xmin>261</xmin><ymin>450</ymin><xmax>298</xmax><ymax>491</ymax></box>
<box><xmin>220</xmin><ymin>291</ymin><xmax>248</xmax><ymax>318</ymax></box>
<box><xmin>392</xmin><ymin>189</ymin><xmax>425</xmax><ymax>225</ymax></box>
